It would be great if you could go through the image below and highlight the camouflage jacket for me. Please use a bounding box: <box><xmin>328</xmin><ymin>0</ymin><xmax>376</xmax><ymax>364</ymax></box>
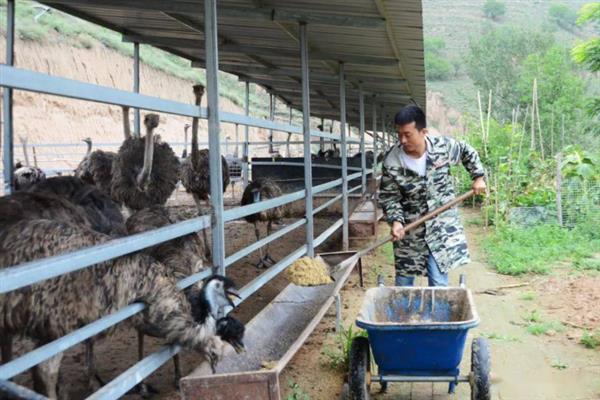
<box><xmin>378</xmin><ymin>135</ymin><xmax>485</xmax><ymax>276</ymax></box>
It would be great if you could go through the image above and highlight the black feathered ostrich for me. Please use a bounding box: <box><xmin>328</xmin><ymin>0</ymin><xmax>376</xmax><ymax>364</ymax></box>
<box><xmin>111</xmin><ymin>113</ymin><xmax>180</xmax><ymax>211</ymax></box>
<box><xmin>241</xmin><ymin>178</ymin><xmax>285</xmax><ymax>268</ymax></box>
<box><xmin>180</xmin><ymin>84</ymin><xmax>230</xmax><ymax>258</ymax></box>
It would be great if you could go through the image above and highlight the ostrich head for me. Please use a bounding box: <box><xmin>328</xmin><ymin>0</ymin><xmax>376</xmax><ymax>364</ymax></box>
<box><xmin>216</xmin><ymin>316</ymin><xmax>245</xmax><ymax>353</ymax></box>
<box><xmin>82</xmin><ymin>137</ymin><xmax>92</xmax><ymax>145</ymax></box>
<box><xmin>193</xmin><ymin>84</ymin><xmax>205</xmax><ymax>105</ymax></box>
<box><xmin>199</xmin><ymin>275</ymin><xmax>241</xmax><ymax>321</ymax></box>
<box><xmin>144</xmin><ymin>113</ymin><xmax>160</xmax><ymax>131</ymax></box>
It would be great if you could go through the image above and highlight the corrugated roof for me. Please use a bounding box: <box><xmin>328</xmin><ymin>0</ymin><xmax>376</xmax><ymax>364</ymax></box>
<box><xmin>40</xmin><ymin>0</ymin><xmax>426</xmax><ymax>127</ymax></box>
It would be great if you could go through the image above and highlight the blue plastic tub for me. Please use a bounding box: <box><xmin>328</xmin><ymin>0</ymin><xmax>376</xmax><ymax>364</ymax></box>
<box><xmin>356</xmin><ymin>287</ymin><xmax>479</xmax><ymax>377</ymax></box>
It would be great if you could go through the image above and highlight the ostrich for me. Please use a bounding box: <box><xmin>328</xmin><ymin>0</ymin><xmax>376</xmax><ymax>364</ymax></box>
<box><xmin>75</xmin><ymin>107</ymin><xmax>132</xmax><ymax>199</ymax></box>
<box><xmin>28</xmin><ymin>176</ymin><xmax>125</xmax><ymax>237</ymax></box>
<box><xmin>0</xmin><ymin>191</ymin><xmax>92</xmax><ymax>231</ymax></box>
<box><xmin>180</xmin><ymin>85</ymin><xmax>230</xmax><ymax>257</ymax></box>
<box><xmin>240</xmin><ymin>178</ymin><xmax>285</xmax><ymax>268</ymax></box>
<box><xmin>125</xmin><ymin>205</ymin><xmax>207</xmax><ymax>390</ymax></box>
<box><xmin>13</xmin><ymin>136</ymin><xmax>46</xmax><ymax>191</ymax></box>
<box><xmin>111</xmin><ymin>113</ymin><xmax>180</xmax><ymax>211</ymax></box>
<box><xmin>74</xmin><ymin>137</ymin><xmax>118</xmax><ymax>198</ymax></box>
<box><xmin>0</xmin><ymin>219</ymin><xmax>241</xmax><ymax>398</ymax></box>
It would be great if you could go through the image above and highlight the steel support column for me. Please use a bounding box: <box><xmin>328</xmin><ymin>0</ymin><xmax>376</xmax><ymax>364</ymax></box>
<box><xmin>133</xmin><ymin>42</ymin><xmax>141</xmax><ymax>137</ymax></box>
<box><xmin>372</xmin><ymin>99</ymin><xmax>378</xmax><ymax>177</ymax></box>
<box><xmin>287</xmin><ymin>104</ymin><xmax>293</xmax><ymax>157</ymax></box>
<box><xmin>268</xmin><ymin>93</ymin><xmax>274</xmax><ymax>154</ymax></box>
<box><xmin>300</xmin><ymin>23</ymin><xmax>315</xmax><ymax>257</ymax></box>
<box><xmin>2</xmin><ymin>0</ymin><xmax>15</xmax><ymax>195</ymax></box>
<box><xmin>380</xmin><ymin>105</ymin><xmax>386</xmax><ymax>151</ymax></box>
<box><xmin>300</xmin><ymin>23</ymin><xmax>314</xmax><ymax>257</ymax></box>
<box><xmin>339</xmin><ymin>62</ymin><xmax>349</xmax><ymax>251</ymax></box>
<box><xmin>359</xmin><ymin>85</ymin><xmax>366</xmax><ymax>196</ymax></box>
<box><xmin>319</xmin><ymin>117</ymin><xmax>325</xmax><ymax>151</ymax></box>
<box><xmin>204</xmin><ymin>0</ymin><xmax>225</xmax><ymax>274</ymax></box>
<box><xmin>242</xmin><ymin>81</ymin><xmax>250</xmax><ymax>187</ymax></box>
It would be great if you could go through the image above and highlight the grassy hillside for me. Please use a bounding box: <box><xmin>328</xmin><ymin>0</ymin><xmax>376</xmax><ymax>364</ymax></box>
<box><xmin>422</xmin><ymin>0</ymin><xmax>594</xmax><ymax>114</ymax></box>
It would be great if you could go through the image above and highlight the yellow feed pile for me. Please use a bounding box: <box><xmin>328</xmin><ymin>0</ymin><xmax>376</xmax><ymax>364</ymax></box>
<box><xmin>286</xmin><ymin>256</ymin><xmax>333</xmax><ymax>286</ymax></box>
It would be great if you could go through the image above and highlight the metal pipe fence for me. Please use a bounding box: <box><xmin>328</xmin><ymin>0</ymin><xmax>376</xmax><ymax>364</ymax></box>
<box><xmin>0</xmin><ymin>1</ymin><xmax>391</xmax><ymax>397</ymax></box>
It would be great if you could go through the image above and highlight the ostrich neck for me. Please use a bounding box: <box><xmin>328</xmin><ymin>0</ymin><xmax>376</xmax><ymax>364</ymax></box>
<box><xmin>191</xmin><ymin>94</ymin><xmax>202</xmax><ymax>165</ymax></box>
<box><xmin>138</xmin><ymin>125</ymin><xmax>155</xmax><ymax>187</ymax></box>
<box><xmin>122</xmin><ymin>106</ymin><xmax>131</xmax><ymax>140</ymax></box>
<box><xmin>21</xmin><ymin>141</ymin><xmax>30</xmax><ymax>167</ymax></box>
<box><xmin>85</xmin><ymin>140</ymin><xmax>92</xmax><ymax>156</ymax></box>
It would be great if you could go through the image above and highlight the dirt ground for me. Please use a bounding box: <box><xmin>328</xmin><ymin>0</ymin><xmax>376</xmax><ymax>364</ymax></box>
<box><xmin>279</xmin><ymin>208</ymin><xmax>600</xmax><ymax>400</ymax></box>
<box><xmin>8</xmin><ymin>204</ymin><xmax>600</xmax><ymax>400</ymax></box>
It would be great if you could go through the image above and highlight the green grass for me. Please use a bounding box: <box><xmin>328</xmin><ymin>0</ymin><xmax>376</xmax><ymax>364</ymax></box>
<box><xmin>522</xmin><ymin>310</ymin><xmax>564</xmax><ymax>336</ymax></box>
<box><xmin>580</xmin><ymin>330</ymin><xmax>600</xmax><ymax>349</ymax></box>
<box><xmin>482</xmin><ymin>332</ymin><xmax>522</xmax><ymax>342</ymax></box>
<box><xmin>285</xmin><ymin>380</ymin><xmax>310</xmax><ymax>400</ymax></box>
<box><xmin>519</xmin><ymin>291</ymin><xmax>536</xmax><ymax>301</ymax></box>
<box><xmin>483</xmin><ymin>222</ymin><xmax>600</xmax><ymax>275</ymax></box>
<box><xmin>381</xmin><ymin>242</ymin><xmax>394</xmax><ymax>264</ymax></box>
<box><xmin>551</xmin><ymin>360</ymin><xmax>568</xmax><ymax>370</ymax></box>
<box><xmin>321</xmin><ymin>324</ymin><xmax>367</xmax><ymax>371</ymax></box>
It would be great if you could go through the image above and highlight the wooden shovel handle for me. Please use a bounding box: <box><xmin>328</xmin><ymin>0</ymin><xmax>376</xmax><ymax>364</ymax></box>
<box><xmin>356</xmin><ymin>190</ymin><xmax>475</xmax><ymax>258</ymax></box>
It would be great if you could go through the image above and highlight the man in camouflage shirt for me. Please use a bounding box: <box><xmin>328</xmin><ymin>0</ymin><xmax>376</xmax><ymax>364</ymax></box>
<box><xmin>379</xmin><ymin>105</ymin><xmax>486</xmax><ymax>286</ymax></box>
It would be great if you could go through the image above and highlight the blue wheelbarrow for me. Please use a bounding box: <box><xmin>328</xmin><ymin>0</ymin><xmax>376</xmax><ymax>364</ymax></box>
<box><xmin>344</xmin><ymin>276</ymin><xmax>491</xmax><ymax>400</ymax></box>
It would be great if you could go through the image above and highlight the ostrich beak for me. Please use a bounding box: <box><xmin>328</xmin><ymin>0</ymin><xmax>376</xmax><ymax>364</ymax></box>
<box><xmin>226</xmin><ymin>288</ymin><xmax>241</xmax><ymax>307</ymax></box>
<box><xmin>230</xmin><ymin>339</ymin><xmax>245</xmax><ymax>354</ymax></box>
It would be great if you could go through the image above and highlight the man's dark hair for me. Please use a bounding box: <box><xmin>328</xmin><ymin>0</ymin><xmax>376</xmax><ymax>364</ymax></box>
<box><xmin>394</xmin><ymin>105</ymin><xmax>426</xmax><ymax>130</ymax></box>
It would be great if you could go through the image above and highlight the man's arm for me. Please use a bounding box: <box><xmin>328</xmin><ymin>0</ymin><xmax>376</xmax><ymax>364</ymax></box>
<box><xmin>444</xmin><ymin>137</ymin><xmax>486</xmax><ymax>195</ymax></box>
<box><xmin>379</xmin><ymin>166</ymin><xmax>406</xmax><ymax>240</ymax></box>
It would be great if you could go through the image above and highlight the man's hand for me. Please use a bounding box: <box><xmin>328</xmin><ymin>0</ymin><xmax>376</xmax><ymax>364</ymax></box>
<box><xmin>391</xmin><ymin>221</ymin><xmax>405</xmax><ymax>242</ymax></box>
<box><xmin>472</xmin><ymin>177</ymin><xmax>486</xmax><ymax>195</ymax></box>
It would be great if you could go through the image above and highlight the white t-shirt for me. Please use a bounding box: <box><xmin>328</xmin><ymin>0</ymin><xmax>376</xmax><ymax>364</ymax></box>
<box><xmin>400</xmin><ymin>147</ymin><xmax>427</xmax><ymax>176</ymax></box>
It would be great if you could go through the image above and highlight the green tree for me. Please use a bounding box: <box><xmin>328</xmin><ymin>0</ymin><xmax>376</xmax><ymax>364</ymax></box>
<box><xmin>549</xmin><ymin>3</ymin><xmax>578</xmax><ymax>31</ymax></box>
<box><xmin>466</xmin><ymin>26</ymin><xmax>552</xmax><ymax>121</ymax></box>
<box><xmin>483</xmin><ymin>0</ymin><xmax>507</xmax><ymax>21</ymax></box>
<box><xmin>424</xmin><ymin>37</ymin><xmax>453</xmax><ymax>81</ymax></box>
<box><xmin>572</xmin><ymin>2</ymin><xmax>600</xmax><ymax>116</ymax></box>
<box><xmin>517</xmin><ymin>46</ymin><xmax>586</xmax><ymax>152</ymax></box>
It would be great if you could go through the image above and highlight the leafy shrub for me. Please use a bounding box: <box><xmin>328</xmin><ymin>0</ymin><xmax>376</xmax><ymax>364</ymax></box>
<box><xmin>483</xmin><ymin>0</ymin><xmax>506</xmax><ymax>21</ymax></box>
<box><xmin>549</xmin><ymin>3</ymin><xmax>578</xmax><ymax>31</ymax></box>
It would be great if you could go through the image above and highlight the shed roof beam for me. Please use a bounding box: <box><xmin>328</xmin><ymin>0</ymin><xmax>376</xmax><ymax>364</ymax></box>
<box><xmin>44</xmin><ymin>0</ymin><xmax>386</xmax><ymax>28</ymax></box>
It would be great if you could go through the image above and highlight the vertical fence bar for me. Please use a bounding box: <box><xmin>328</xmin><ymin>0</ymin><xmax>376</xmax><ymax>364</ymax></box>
<box><xmin>319</xmin><ymin>117</ymin><xmax>325</xmax><ymax>151</ymax></box>
<box><xmin>300</xmin><ymin>22</ymin><xmax>314</xmax><ymax>257</ymax></box>
<box><xmin>339</xmin><ymin>62</ymin><xmax>349</xmax><ymax>251</ymax></box>
<box><xmin>2</xmin><ymin>0</ymin><xmax>15</xmax><ymax>195</ymax></box>
<box><xmin>372</xmin><ymin>99</ymin><xmax>378</xmax><ymax>178</ymax></box>
<box><xmin>287</xmin><ymin>104</ymin><xmax>293</xmax><ymax>157</ymax></box>
<box><xmin>243</xmin><ymin>81</ymin><xmax>250</xmax><ymax>187</ymax></box>
<box><xmin>380</xmin><ymin>105</ymin><xmax>386</xmax><ymax>151</ymax></box>
<box><xmin>133</xmin><ymin>42</ymin><xmax>141</xmax><ymax>137</ymax></box>
<box><xmin>268</xmin><ymin>93</ymin><xmax>274</xmax><ymax>154</ymax></box>
<box><xmin>556</xmin><ymin>152</ymin><xmax>563</xmax><ymax>226</ymax></box>
<box><xmin>359</xmin><ymin>85</ymin><xmax>366</xmax><ymax>196</ymax></box>
<box><xmin>205</xmin><ymin>0</ymin><xmax>225</xmax><ymax>275</ymax></box>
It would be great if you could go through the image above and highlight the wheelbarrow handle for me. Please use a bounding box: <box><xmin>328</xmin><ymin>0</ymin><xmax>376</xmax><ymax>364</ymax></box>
<box><xmin>357</xmin><ymin>190</ymin><xmax>475</xmax><ymax>258</ymax></box>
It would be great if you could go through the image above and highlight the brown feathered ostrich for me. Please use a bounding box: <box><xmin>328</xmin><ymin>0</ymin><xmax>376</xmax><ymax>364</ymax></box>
<box><xmin>27</xmin><ymin>176</ymin><xmax>126</xmax><ymax>237</ymax></box>
<box><xmin>180</xmin><ymin>85</ymin><xmax>230</xmax><ymax>257</ymax></box>
<box><xmin>74</xmin><ymin>106</ymin><xmax>131</xmax><ymax>199</ymax></box>
<box><xmin>111</xmin><ymin>113</ymin><xmax>180</xmax><ymax>211</ymax></box>
<box><xmin>0</xmin><ymin>219</ymin><xmax>240</xmax><ymax>398</ymax></box>
<box><xmin>241</xmin><ymin>178</ymin><xmax>285</xmax><ymax>268</ymax></box>
<box><xmin>125</xmin><ymin>205</ymin><xmax>207</xmax><ymax>391</ymax></box>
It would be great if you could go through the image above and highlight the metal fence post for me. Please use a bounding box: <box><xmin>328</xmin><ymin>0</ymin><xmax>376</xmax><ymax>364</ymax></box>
<box><xmin>2</xmin><ymin>0</ymin><xmax>15</xmax><ymax>195</ymax></box>
<box><xmin>204</xmin><ymin>0</ymin><xmax>225</xmax><ymax>275</ymax></box>
<box><xmin>300</xmin><ymin>22</ymin><xmax>314</xmax><ymax>257</ymax></box>
<box><xmin>556</xmin><ymin>152</ymin><xmax>563</xmax><ymax>226</ymax></box>
<box><xmin>380</xmin><ymin>105</ymin><xmax>386</xmax><ymax>151</ymax></box>
<box><xmin>243</xmin><ymin>81</ymin><xmax>250</xmax><ymax>187</ymax></box>
<box><xmin>319</xmin><ymin>117</ymin><xmax>325</xmax><ymax>152</ymax></box>
<box><xmin>268</xmin><ymin>93</ymin><xmax>274</xmax><ymax>154</ymax></box>
<box><xmin>339</xmin><ymin>62</ymin><xmax>349</xmax><ymax>251</ymax></box>
<box><xmin>133</xmin><ymin>42</ymin><xmax>141</xmax><ymax>137</ymax></box>
<box><xmin>359</xmin><ymin>85</ymin><xmax>366</xmax><ymax>196</ymax></box>
<box><xmin>372</xmin><ymin>99</ymin><xmax>378</xmax><ymax>178</ymax></box>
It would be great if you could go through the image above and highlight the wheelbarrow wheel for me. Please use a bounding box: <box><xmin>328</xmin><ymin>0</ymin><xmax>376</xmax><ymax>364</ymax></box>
<box><xmin>470</xmin><ymin>337</ymin><xmax>491</xmax><ymax>400</ymax></box>
<box><xmin>348</xmin><ymin>336</ymin><xmax>370</xmax><ymax>400</ymax></box>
